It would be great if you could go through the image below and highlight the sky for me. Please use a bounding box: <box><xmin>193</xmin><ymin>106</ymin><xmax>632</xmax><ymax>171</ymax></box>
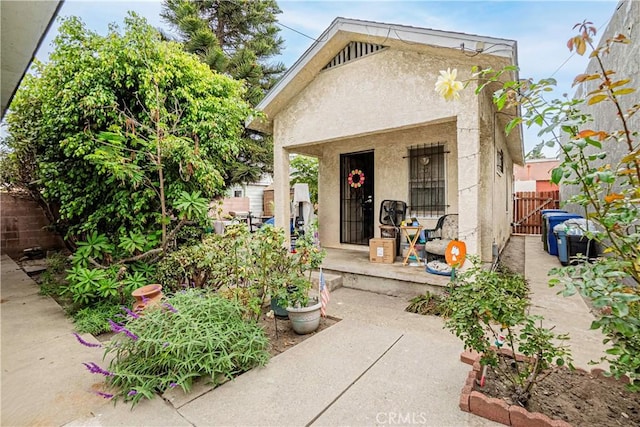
<box><xmin>33</xmin><ymin>0</ymin><xmax>621</xmax><ymax>156</ymax></box>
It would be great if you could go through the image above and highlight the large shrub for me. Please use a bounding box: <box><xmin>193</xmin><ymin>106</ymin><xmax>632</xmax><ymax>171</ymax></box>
<box><xmin>444</xmin><ymin>258</ymin><xmax>572</xmax><ymax>406</ymax></box>
<box><xmin>438</xmin><ymin>19</ymin><xmax>640</xmax><ymax>391</ymax></box>
<box><xmin>156</xmin><ymin>224</ymin><xmax>325</xmax><ymax>317</ymax></box>
<box><xmin>80</xmin><ymin>289</ymin><xmax>269</xmax><ymax>405</ymax></box>
<box><xmin>4</xmin><ymin>13</ymin><xmax>253</xmax><ymax>246</ymax></box>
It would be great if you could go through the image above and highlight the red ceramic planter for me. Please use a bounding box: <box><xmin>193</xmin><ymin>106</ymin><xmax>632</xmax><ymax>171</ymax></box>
<box><xmin>132</xmin><ymin>284</ymin><xmax>163</xmax><ymax>312</ymax></box>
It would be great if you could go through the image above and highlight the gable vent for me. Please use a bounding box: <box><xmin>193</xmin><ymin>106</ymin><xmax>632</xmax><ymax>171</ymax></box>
<box><xmin>322</xmin><ymin>42</ymin><xmax>386</xmax><ymax>70</ymax></box>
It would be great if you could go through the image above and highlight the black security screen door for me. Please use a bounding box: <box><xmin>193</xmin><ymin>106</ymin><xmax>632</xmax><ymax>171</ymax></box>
<box><xmin>340</xmin><ymin>151</ymin><xmax>374</xmax><ymax>245</ymax></box>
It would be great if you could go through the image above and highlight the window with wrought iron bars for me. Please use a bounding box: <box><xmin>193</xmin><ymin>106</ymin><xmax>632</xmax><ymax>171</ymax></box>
<box><xmin>408</xmin><ymin>144</ymin><xmax>447</xmax><ymax>217</ymax></box>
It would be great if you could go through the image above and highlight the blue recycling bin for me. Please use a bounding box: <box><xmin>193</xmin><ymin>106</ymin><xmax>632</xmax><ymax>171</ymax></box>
<box><xmin>554</xmin><ymin>229</ymin><xmax>569</xmax><ymax>265</ymax></box>
<box><xmin>541</xmin><ymin>209</ymin><xmax>567</xmax><ymax>248</ymax></box>
<box><xmin>541</xmin><ymin>209</ymin><xmax>567</xmax><ymax>215</ymax></box>
<box><xmin>546</xmin><ymin>213</ymin><xmax>582</xmax><ymax>256</ymax></box>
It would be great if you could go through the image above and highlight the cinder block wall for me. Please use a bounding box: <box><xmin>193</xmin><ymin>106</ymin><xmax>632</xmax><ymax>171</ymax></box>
<box><xmin>1</xmin><ymin>192</ymin><xmax>65</xmax><ymax>259</ymax></box>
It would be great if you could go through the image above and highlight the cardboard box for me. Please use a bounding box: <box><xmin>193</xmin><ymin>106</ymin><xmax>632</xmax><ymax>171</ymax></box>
<box><xmin>369</xmin><ymin>238</ymin><xmax>396</xmax><ymax>263</ymax></box>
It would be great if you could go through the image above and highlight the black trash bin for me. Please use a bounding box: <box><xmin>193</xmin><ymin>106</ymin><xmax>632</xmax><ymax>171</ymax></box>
<box><xmin>567</xmin><ymin>235</ymin><xmax>598</xmax><ymax>263</ymax></box>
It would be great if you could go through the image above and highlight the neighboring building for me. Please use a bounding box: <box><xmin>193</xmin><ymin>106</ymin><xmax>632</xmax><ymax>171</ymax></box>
<box><xmin>225</xmin><ymin>174</ymin><xmax>273</xmax><ymax>217</ymax></box>
<box><xmin>514</xmin><ymin>159</ymin><xmax>560</xmax><ymax>192</ymax></box>
<box><xmin>561</xmin><ymin>0</ymin><xmax>639</xmax><ymax>212</ymax></box>
<box><xmin>248</xmin><ymin>18</ymin><xmax>523</xmax><ymax>262</ymax></box>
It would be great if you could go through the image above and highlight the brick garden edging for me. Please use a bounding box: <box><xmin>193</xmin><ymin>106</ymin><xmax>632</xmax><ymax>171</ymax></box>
<box><xmin>459</xmin><ymin>350</ymin><xmax>577</xmax><ymax>427</ymax></box>
<box><xmin>459</xmin><ymin>350</ymin><xmax>632</xmax><ymax>426</ymax></box>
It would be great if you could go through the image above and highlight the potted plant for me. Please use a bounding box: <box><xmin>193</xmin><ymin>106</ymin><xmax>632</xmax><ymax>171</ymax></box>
<box><xmin>283</xmin><ymin>275</ymin><xmax>322</xmax><ymax>334</ymax></box>
<box><xmin>270</xmin><ymin>227</ymin><xmax>326</xmax><ymax>334</ymax></box>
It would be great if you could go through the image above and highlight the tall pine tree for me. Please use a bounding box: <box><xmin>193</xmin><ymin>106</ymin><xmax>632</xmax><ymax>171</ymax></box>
<box><xmin>162</xmin><ymin>0</ymin><xmax>286</xmax><ymax>185</ymax></box>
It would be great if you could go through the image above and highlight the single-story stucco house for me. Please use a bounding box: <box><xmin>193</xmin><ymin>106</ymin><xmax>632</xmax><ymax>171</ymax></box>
<box><xmin>248</xmin><ymin>17</ymin><xmax>524</xmax><ymax>263</ymax></box>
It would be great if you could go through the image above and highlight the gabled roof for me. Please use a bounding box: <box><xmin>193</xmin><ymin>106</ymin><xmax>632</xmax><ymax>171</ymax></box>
<box><xmin>247</xmin><ymin>17</ymin><xmax>518</xmax><ymax>133</ymax></box>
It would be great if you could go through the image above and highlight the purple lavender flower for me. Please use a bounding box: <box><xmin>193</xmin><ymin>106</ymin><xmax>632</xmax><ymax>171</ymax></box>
<box><xmin>108</xmin><ymin>319</ymin><xmax>138</xmax><ymax>341</ymax></box>
<box><xmin>162</xmin><ymin>302</ymin><xmax>178</xmax><ymax>313</ymax></box>
<box><xmin>83</xmin><ymin>362</ymin><xmax>113</xmax><ymax>376</ymax></box>
<box><xmin>128</xmin><ymin>390</ymin><xmax>138</xmax><ymax>396</ymax></box>
<box><xmin>73</xmin><ymin>332</ymin><xmax>101</xmax><ymax>348</ymax></box>
<box><xmin>169</xmin><ymin>382</ymin><xmax>177</xmax><ymax>388</ymax></box>
<box><xmin>109</xmin><ymin>319</ymin><xmax>124</xmax><ymax>333</ymax></box>
<box><xmin>121</xmin><ymin>306</ymin><xmax>140</xmax><ymax>319</ymax></box>
<box><xmin>121</xmin><ymin>328</ymin><xmax>138</xmax><ymax>341</ymax></box>
<box><xmin>95</xmin><ymin>391</ymin><xmax>114</xmax><ymax>399</ymax></box>
<box><xmin>162</xmin><ymin>342</ymin><xmax>170</xmax><ymax>348</ymax></box>
<box><xmin>141</xmin><ymin>294</ymin><xmax>149</xmax><ymax>304</ymax></box>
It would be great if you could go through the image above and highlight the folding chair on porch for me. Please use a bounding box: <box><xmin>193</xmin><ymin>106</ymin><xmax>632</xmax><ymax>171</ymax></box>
<box><xmin>423</xmin><ymin>214</ymin><xmax>458</xmax><ymax>261</ymax></box>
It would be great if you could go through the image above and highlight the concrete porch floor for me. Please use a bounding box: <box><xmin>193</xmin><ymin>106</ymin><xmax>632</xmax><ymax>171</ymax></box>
<box><xmin>320</xmin><ymin>247</ymin><xmax>450</xmax><ymax>299</ymax></box>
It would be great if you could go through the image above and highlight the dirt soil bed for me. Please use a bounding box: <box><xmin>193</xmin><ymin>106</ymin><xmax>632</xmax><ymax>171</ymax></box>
<box><xmin>258</xmin><ymin>311</ymin><xmax>340</xmax><ymax>357</ymax></box>
<box><xmin>499</xmin><ymin>235</ymin><xmax>525</xmax><ymax>275</ymax></box>
<box><xmin>478</xmin><ymin>358</ymin><xmax>640</xmax><ymax>426</ymax></box>
<box><xmin>22</xmin><ymin>257</ymin><xmax>340</xmax><ymax>357</ymax></box>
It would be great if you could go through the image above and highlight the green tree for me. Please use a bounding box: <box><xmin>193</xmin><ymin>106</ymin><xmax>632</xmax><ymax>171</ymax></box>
<box><xmin>290</xmin><ymin>155</ymin><xmax>319</xmax><ymax>205</ymax></box>
<box><xmin>3</xmin><ymin>14</ymin><xmax>253</xmax><ymax>248</ymax></box>
<box><xmin>161</xmin><ymin>0</ymin><xmax>285</xmax><ymax>105</ymax></box>
<box><xmin>464</xmin><ymin>22</ymin><xmax>639</xmax><ymax>389</ymax></box>
<box><xmin>161</xmin><ymin>0</ymin><xmax>284</xmax><ymax>185</ymax></box>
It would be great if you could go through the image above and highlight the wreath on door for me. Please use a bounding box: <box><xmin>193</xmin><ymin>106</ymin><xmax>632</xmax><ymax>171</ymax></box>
<box><xmin>348</xmin><ymin>169</ymin><xmax>365</xmax><ymax>188</ymax></box>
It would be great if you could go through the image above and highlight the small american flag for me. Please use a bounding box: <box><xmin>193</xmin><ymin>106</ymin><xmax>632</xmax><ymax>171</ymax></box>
<box><xmin>319</xmin><ymin>267</ymin><xmax>330</xmax><ymax>317</ymax></box>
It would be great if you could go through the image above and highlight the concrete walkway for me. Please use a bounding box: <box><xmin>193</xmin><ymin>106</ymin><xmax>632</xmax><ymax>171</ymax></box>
<box><xmin>0</xmin><ymin>235</ymin><xmax>607</xmax><ymax>426</ymax></box>
<box><xmin>524</xmin><ymin>237</ymin><xmax>608</xmax><ymax>370</ymax></box>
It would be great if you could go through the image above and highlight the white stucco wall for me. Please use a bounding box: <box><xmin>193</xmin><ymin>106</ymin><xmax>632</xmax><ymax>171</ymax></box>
<box><xmin>514</xmin><ymin>180</ymin><xmax>536</xmax><ymax>192</ymax></box>
<box><xmin>316</xmin><ymin>121</ymin><xmax>459</xmax><ymax>249</ymax></box>
<box><xmin>275</xmin><ymin>49</ymin><xmax>479</xmax><ymax>147</ymax></box>
<box><xmin>270</xmin><ymin>43</ymin><xmax>517</xmax><ymax>261</ymax></box>
<box><xmin>477</xmin><ymin>90</ymin><xmax>514</xmax><ymax>261</ymax></box>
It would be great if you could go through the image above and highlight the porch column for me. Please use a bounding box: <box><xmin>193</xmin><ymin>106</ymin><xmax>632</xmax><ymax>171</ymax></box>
<box><xmin>273</xmin><ymin>142</ymin><xmax>292</xmax><ymax>245</ymax></box>
<box><xmin>457</xmin><ymin>120</ymin><xmax>481</xmax><ymax>259</ymax></box>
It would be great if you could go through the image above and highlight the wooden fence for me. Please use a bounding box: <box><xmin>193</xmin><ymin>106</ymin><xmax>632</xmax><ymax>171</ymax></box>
<box><xmin>512</xmin><ymin>191</ymin><xmax>560</xmax><ymax>234</ymax></box>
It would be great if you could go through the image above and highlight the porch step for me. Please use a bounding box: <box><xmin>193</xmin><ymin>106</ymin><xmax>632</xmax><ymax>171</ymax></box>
<box><xmin>310</xmin><ymin>270</ymin><xmax>343</xmax><ymax>292</ymax></box>
<box><xmin>320</xmin><ymin>247</ymin><xmax>450</xmax><ymax>299</ymax></box>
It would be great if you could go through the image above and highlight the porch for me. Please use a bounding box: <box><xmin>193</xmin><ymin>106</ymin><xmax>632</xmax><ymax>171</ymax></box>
<box><xmin>319</xmin><ymin>247</ymin><xmax>451</xmax><ymax>299</ymax></box>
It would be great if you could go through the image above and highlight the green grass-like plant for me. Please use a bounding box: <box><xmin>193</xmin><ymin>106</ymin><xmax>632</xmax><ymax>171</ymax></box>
<box><xmin>73</xmin><ymin>301</ymin><xmax>123</xmax><ymax>335</ymax></box>
<box><xmin>93</xmin><ymin>289</ymin><xmax>270</xmax><ymax>406</ymax></box>
<box><xmin>45</xmin><ymin>252</ymin><xmax>69</xmax><ymax>274</ymax></box>
<box><xmin>38</xmin><ymin>271</ymin><xmax>62</xmax><ymax>297</ymax></box>
<box><xmin>38</xmin><ymin>253</ymin><xmax>71</xmax><ymax>297</ymax></box>
<box><xmin>406</xmin><ymin>291</ymin><xmax>450</xmax><ymax>317</ymax></box>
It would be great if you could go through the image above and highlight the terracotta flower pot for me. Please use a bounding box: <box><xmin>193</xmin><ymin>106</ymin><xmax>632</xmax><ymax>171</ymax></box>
<box><xmin>132</xmin><ymin>284</ymin><xmax>163</xmax><ymax>313</ymax></box>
